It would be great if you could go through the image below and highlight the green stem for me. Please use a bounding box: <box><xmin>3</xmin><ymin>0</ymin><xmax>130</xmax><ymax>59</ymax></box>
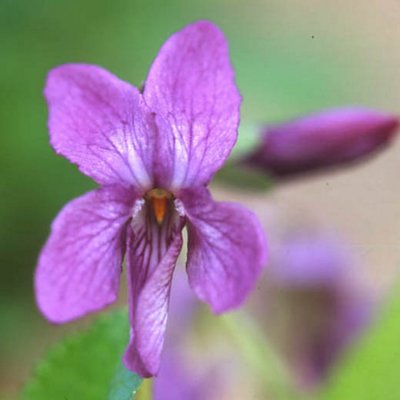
<box><xmin>135</xmin><ymin>378</ymin><xmax>152</xmax><ymax>400</ymax></box>
<box><xmin>219</xmin><ymin>311</ymin><xmax>307</xmax><ymax>400</ymax></box>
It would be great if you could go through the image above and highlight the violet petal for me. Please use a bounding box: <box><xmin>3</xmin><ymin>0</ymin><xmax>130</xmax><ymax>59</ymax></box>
<box><xmin>35</xmin><ymin>186</ymin><xmax>135</xmax><ymax>323</ymax></box>
<box><xmin>144</xmin><ymin>20</ymin><xmax>241</xmax><ymax>189</ymax></box>
<box><xmin>45</xmin><ymin>64</ymin><xmax>156</xmax><ymax>189</ymax></box>
<box><xmin>123</xmin><ymin>209</ymin><xmax>184</xmax><ymax>377</ymax></box>
<box><xmin>181</xmin><ymin>188</ymin><xmax>267</xmax><ymax>313</ymax></box>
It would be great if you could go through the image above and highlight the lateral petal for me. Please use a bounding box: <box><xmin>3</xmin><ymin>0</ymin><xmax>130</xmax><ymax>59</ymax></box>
<box><xmin>144</xmin><ymin>21</ymin><xmax>241</xmax><ymax>189</ymax></box>
<box><xmin>181</xmin><ymin>188</ymin><xmax>267</xmax><ymax>313</ymax></box>
<box><xmin>35</xmin><ymin>186</ymin><xmax>135</xmax><ymax>322</ymax></box>
<box><xmin>45</xmin><ymin>64</ymin><xmax>155</xmax><ymax>189</ymax></box>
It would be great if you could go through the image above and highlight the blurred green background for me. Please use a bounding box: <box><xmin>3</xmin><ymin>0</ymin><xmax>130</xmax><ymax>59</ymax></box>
<box><xmin>1</xmin><ymin>0</ymin><xmax>400</xmax><ymax>398</ymax></box>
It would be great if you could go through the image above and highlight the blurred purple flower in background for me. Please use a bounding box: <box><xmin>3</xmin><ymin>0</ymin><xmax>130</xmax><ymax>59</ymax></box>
<box><xmin>260</xmin><ymin>230</ymin><xmax>372</xmax><ymax>389</ymax></box>
<box><xmin>244</xmin><ymin>107</ymin><xmax>398</xmax><ymax>177</ymax></box>
<box><xmin>34</xmin><ymin>21</ymin><xmax>267</xmax><ymax>377</ymax></box>
<box><xmin>155</xmin><ymin>355</ymin><xmax>212</xmax><ymax>400</ymax></box>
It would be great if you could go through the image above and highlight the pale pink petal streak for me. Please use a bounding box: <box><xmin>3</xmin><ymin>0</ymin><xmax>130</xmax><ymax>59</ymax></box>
<box><xmin>35</xmin><ymin>186</ymin><xmax>136</xmax><ymax>322</ymax></box>
<box><xmin>144</xmin><ymin>21</ymin><xmax>241</xmax><ymax>189</ymax></box>
<box><xmin>181</xmin><ymin>188</ymin><xmax>267</xmax><ymax>313</ymax></box>
<box><xmin>45</xmin><ymin>64</ymin><xmax>156</xmax><ymax>188</ymax></box>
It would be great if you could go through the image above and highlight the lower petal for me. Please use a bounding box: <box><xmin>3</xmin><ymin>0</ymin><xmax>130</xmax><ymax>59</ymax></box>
<box><xmin>35</xmin><ymin>186</ymin><xmax>135</xmax><ymax>323</ymax></box>
<box><xmin>181</xmin><ymin>188</ymin><xmax>267</xmax><ymax>313</ymax></box>
<box><xmin>123</xmin><ymin>210</ymin><xmax>183</xmax><ymax>377</ymax></box>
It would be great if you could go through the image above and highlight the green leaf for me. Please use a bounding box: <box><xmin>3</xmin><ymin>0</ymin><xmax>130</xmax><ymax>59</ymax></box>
<box><xmin>22</xmin><ymin>309</ymin><xmax>142</xmax><ymax>400</ymax></box>
<box><xmin>321</xmin><ymin>292</ymin><xmax>400</xmax><ymax>400</ymax></box>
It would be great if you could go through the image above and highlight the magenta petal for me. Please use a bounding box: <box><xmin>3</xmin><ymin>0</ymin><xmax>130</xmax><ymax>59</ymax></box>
<box><xmin>45</xmin><ymin>64</ymin><xmax>155</xmax><ymax>188</ymax></box>
<box><xmin>144</xmin><ymin>21</ymin><xmax>241</xmax><ymax>189</ymax></box>
<box><xmin>246</xmin><ymin>107</ymin><xmax>399</xmax><ymax>176</ymax></box>
<box><xmin>123</xmin><ymin>214</ymin><xmax>184</xmax><ymax>377</ymax></box>
<box><xmin>124</xmin><ymin>232</ymin><xmax>183</xmax><ymax>377</ymax></box>
<box><xmin>181</xmin><ymin>188</ymin><xmax>267</xmax><ymax>313</ymax></box>
<box><xmin>35</xmin><ymin>186</ymin><xmax>135</xmax><ymax>323</ymax></box>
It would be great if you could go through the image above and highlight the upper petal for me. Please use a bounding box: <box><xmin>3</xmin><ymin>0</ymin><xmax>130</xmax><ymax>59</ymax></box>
<box><xmin>35</xmin><ymin>186</ymin><xmax>135</xmax><ymax>323</ymax></box>
<box><xmin>245</xmin><ymin>107</ymin><xmax>399</xmax><ymax>177</ymax></box>
<box><xmin>123</xmin><ymin>204</ymin><xmax>184</xmax><ymax>377</ymax></box>
<box><xmin>144</xmin><ymin>21</ymin><xmax>241</xmax><ymax>189</ymax></box>
<box><xmin>181</xmin><ymin>188</ymin><xmax>267</xmax><ymax>313</ymax></box>
<box><xmin>45</xmin><ymin>64</ymin><xmax>156</xmax><ymax>189</ymax></box>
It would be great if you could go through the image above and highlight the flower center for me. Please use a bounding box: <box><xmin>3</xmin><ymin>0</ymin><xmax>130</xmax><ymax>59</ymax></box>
<box><xmin>145</xmin><ymin>188</ymin><xmax>173</xmax><ymax>225</ymax></box>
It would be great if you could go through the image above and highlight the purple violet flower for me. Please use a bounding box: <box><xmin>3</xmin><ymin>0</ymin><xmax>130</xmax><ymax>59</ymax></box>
<box><xmin>34</xmin><ymin>21</ymin><xmax>267</xmax><ymax>377</ymax></box>
<box><xmin>245</xmin><ymin>107</ymin><xmax>398</xmax><ymax>177</ymax></box>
